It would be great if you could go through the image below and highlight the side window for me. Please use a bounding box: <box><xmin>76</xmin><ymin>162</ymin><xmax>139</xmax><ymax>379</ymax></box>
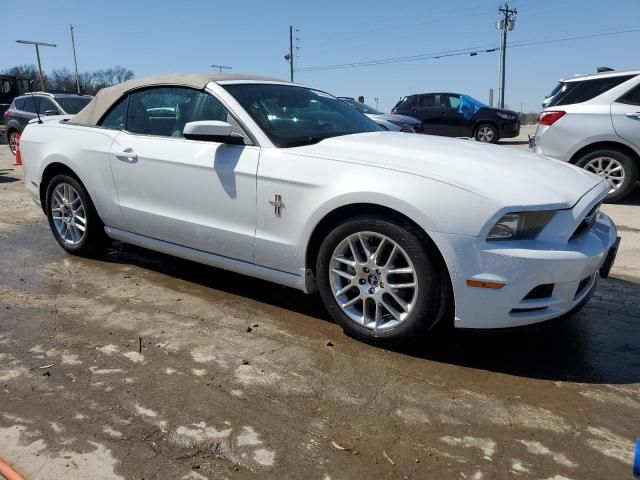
<box><xmin>100</xmin><ymin>96</ymin><xmax>129</xmax><ymax>130</ymax></box>
<box><xmin>14</xmin><ymin>98</ymin><xmax>25</xmax><ymax>110</ymax></box>
<box><xmin>40</xmin><ymin>98</ymin><xmax>58</xmax><ymax>114</ymax></box>
<box><xmin>618</xmin><ymin>84</ymin><xmax>640</xmax><ymax>106</ymax></box>
<box><xmin>22</xmin><ymin>96</ymin><xmax>38</xmax><ymax>113</ymax></box>
<box><xmin>443</xmin><ymin>95</ymin><xmax>460</xmax><ymax>109</ymax></box>
<box><xmin>555</xmin><ymin>75</ymin><xmax>635</xmax><ymax>106</ymax></box>
<box><xmin>126</xmin><ymin>86</ymin><xmax>246</xmax><ymax>140</ymax></box>
<box><xmin>418</xmin><ymin>95</ymin><xmax>436</xmax><ymax>108</ymax></box>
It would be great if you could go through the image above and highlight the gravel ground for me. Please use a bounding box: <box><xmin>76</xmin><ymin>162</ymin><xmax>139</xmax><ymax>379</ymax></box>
<box><xmin>0</xmin><ymin>141</ymin><xmax>639</xmax><ymax>480</ymax></box>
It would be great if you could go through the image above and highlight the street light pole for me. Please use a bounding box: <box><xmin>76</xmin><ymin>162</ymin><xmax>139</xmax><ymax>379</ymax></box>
<box><xmin>70</xmin><ymin>25</ymin><xmax>81</xmax><ymax>95</ymax></box>
<box><xmin>211</xmin><ymin>65</ymin><xmax>232</xmax><ymax>74</ymax></box>
<box><xmin>16</xmin><ymin>40</ymin><xmax>57</xmax><ymax>92</ymax></box>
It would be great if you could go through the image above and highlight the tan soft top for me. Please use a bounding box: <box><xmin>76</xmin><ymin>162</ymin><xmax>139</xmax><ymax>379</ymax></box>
<box><xmin>69</xmin><ymin>73</ymin><xmax>284</xmax><ymax>126</ymax></box>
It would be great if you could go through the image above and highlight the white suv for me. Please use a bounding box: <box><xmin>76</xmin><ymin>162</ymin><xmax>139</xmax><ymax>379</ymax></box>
<box><xmin>535</xmin><ymin>69</ymin><xmax>640</xmax><ymax>202</ymax></box>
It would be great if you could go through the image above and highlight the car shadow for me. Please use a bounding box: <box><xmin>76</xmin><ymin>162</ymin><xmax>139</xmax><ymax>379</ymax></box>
<box><xmin>0</xmin><ymin>174</ymin><xmax>20</xmax><ymax>184</ymax></box>
<box><xmin>618</xmin><ymin>183</ymin><xmax>640</xmax><ymax>206</ymax></box>
<box><xmin>99</xmin><ymin>242</ymin><xmax>640</xmax><ymax>385</ymax></box>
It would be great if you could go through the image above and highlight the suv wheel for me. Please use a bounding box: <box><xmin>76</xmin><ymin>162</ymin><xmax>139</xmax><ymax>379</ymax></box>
<box><xmin>316</xmin><ymin>215</ymin><xmax>449</xmax><ymax>346</ymax></box>
<box><xmin>45</xmin><ymin>174</ymin><xmax>108</xmax><ymax>256</ymax></box>
<box><xmin>474</xmin><ymin>123</ymin><xmax>499</xmax><ymax>143</ymax></box>
<box><xmin>8</xmin><ymin>130</ymin><xmax>18</xmax><ymax>155</ymax></box>
<box><xmin>575</xmin><ymin>149</ymin><xmax>638</xmax><ymax>203</ymax></box>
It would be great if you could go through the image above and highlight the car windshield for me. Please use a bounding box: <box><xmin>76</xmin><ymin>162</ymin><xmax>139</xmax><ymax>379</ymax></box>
<box><xmin>341</xmin><ymin>98</ymin><xmax>383</xmax><ymax>115</ymax></box>
<box><xmin>223</xmin><ymin>84</ymin><xmax>381</xmax><ymax>148</ymax></box>
<box><xmin>55</xmin><ymin>97</ymin><xmax>91</xmax><ymax>114</ymax></box>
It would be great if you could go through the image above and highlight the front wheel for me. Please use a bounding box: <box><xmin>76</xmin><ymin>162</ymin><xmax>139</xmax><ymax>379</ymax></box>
<box><xmin>474</xmin><ymin>123</ymin><xmax>499</xmax><ymax>143</ymax></box>
<box><xmin>316</xmin><ymin>215</ymin><xmax>449</xmax><ymax>345</ymax></box>
<box><xmin>575</xmin><ymin>149</ymin><xmax>638</xmax><ymax>203</ymax></box>
<box><xmin>45</xmin><ymin>174</ymin><xmax>107</xmax><ymax>256</ymax></box>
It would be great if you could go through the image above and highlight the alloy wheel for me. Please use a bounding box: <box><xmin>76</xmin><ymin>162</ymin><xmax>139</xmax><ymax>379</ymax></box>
<box><xmin>477</xmin><ymin>126</ymin><xmax>494</xmax><ymax>143</ymax></box>
<box><xmin>51</xmin><ymin>183</ymin><xmax>87</xmax><ymax>246</ymax></box>
<box><xmin>8</xmin><ymin>132</ymin><xmax>18</xmax><ymax>155</ymax></box>
<box><xmin>329</xmin><ymin>232</ymin><xmax>418</xmax><ymax>331</ymax></box>
<box><xmin>584</xmin><ymin>156</ymin><xmax>625</xmax><ymax>193</ymax></box>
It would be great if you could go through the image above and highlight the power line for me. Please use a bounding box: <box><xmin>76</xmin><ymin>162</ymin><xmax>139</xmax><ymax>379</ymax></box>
<box><xmin>297</xmin><ymin>27</ymin><xmax>640</xmax><ymax>73</ymax></box>
<box><xmin>298</xmin><ymin>45</ymin><xmax>498</xmax><ymax>72</ymax></box>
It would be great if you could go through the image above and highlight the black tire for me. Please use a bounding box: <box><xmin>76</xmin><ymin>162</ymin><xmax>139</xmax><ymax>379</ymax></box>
<box><xmin>8</xmin><ymin>130</ymin><xmax>18</xmax><ymax>156</ymax></box>
<box><xmin>574</xmin><ymin>148</ymin><xmax>638</xmax><ymax>203</ymax></box>
<box><xmin>45</xmin><ymin>174</ymin><xmax>107</xmax><ymax>256</ymax></box>
<box><xmin>474</xmin><ymin>123</ymin><xmax>499</xmax><ymax>143</ymax></box>
<box><xmin>316</xmin><ymin>215</ymin><xmax>450</xmax><ymax>346</ymax></box>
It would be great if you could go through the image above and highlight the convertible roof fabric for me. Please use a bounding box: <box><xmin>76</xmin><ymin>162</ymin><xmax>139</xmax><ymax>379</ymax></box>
<box><xmin>69</xmin><ymin>73</ymin><xmax>284</xmax><ymax>126</ymax></box>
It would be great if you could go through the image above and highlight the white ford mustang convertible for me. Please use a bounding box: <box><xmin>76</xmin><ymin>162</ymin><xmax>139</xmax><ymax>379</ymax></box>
<box><xmin>20</xmin><ymin>74</ymin><xmax>619</xmax><ymax>345</ymax></box>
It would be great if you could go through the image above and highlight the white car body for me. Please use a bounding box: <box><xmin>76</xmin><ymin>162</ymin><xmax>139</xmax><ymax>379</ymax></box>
<box><xmin>20</xmin><ymin>76</ymin><xmax>618</xmax><ymax>329</ymax></box>
<box><xmin>534</xmin><ymin>69</ymin><xmax>640</xmax><ymax>200</ymax></box>
<box><xmin>535</xmin><ymin>70</ymin><xmax>640</xmax><ymax>161</ymax></box>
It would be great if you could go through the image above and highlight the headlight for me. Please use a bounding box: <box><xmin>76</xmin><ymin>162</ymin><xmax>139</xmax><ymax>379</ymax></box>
<box><xmin>487</xmin><ymin>211</ymin><xmax>556</xmax><ymax>241</ymax></box>
<box><xmin>496</xmin><ymin>112</ymin><xmax>516</xmax><ymax>120</ymax></box>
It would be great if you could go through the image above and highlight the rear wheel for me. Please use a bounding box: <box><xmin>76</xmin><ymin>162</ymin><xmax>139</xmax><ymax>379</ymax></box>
<box><xmin>8</xmin><ymin>130</ymin><xmax>18</xmax><ymax>155</ymax></box>
<box><xmin>45</xmin><ymin>174</ymin><xmax>107</xmax><ymax>256</ymax></box>
<box><xmin>575</xmin><ymin>149</ymin><xmax>638</xmax><ymax>203</ymax></box>
<box><xmin>474</xmin><ymin>123</ymin><xmax>498</xmax><ymax>143</ymax></box>
<box><xmin>316</xmin><ymin>215</ymin><xmax>448</xmax><ymax>345</ymax></box>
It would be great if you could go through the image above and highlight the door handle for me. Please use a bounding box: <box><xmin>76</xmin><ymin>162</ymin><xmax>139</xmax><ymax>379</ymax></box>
<box><xmin>625</xmin><ymin>112</ymin><xmax>640</xmax><ymax>120</ymax></box>
<box><xmin>114</xmin><ymin>148</ymin><xmax>138</xmax><ymax>162</ymax></box>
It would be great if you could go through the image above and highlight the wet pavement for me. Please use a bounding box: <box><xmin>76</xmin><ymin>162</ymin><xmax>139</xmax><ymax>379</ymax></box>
<box><xmin>1</xmin><ymin>144</ymin><xmax>639</xmax><ymax>480</ymax></box>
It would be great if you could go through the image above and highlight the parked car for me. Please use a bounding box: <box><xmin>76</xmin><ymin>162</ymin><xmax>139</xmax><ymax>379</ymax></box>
<box><xmin>535</xmin><ymin>68</ymin><xmax>640</xmax><ymax>203</ymax></box>
<box><xmin>4</xmin><ymin>92</ymin><xmax>92</xmax><ymax>154</ymax></box>
<box><xmin>338</xmin><ymin>97</ymin><xmax>422</xmax><ymax>132</ymax></box>
<box><xmin>19</xmin><ymin>74</ymin><xmax>618</xmax><ymax>346</ymax></box>
<box><xmin>392</xmin><ymin>93</ymin><xmax>520</xmax><ymax>143</ymax></box>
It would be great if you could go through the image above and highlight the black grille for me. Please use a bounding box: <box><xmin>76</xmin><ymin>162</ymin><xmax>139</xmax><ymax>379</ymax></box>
<box><xmin>523</xmin><ymin>284</ymin><xmax>554</xmax><ymax>300</ymax></box>
<box><xmin>570</xmin><ymin>203</ymin><xmax>600</xmax><ymax>241</ymax></box>
<box><xmin>510</xmin><ymin>307</ymin><xmax>548</xmax><ymax>314</ymax></box>
<box><xmin>574</xmin><ymin>275</ymin><xmax>593</xmax><ymax>299</ymax></box>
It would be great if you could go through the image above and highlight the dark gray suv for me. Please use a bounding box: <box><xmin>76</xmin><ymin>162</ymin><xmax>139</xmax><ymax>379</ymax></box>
<box><xmin>4</xmin><ymin>92</ymin><xmax>92</xmax><ymax>154</ymax></box>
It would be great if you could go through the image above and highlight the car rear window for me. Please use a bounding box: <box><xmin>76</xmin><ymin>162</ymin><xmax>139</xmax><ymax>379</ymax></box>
<box><xmin>56</xmin><ymin>97</ymin><xmax>91</xmax><ymax>114</ymax></box>
<box><xmin>394</xmin><ymin>96</ymin><xmax>416</xmax><ymax>110</ymax></box>
<box><xmin>618</xmin><ymin>84</ymin><xmax>640</xmax><ymax>106</ymax></box>
<box><xmin>547</xmin><ymin>75</ymin><xmax>636</xmax><ymax>106</ymax></box>
<box><xmin>13</xmin><ymin>98</ymin><xmax>25</xmax><ymax>109</ymax></box>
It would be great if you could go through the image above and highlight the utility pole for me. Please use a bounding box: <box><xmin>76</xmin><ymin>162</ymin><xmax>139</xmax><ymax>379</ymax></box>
<box><xmin>16</xmin><ymin>40</ymin><xmax>57</xmax><ymax>92</ymax></box>
<box><xmin>283</xmin><ymin>26</ymin><xmax>300</xmax><ymax>82</ymax></box>
<box><xmin>70</xmin><ymin>25</ymin><xmax>81</xmax><ymax>95</ymax></box>
<box><xmin>496</xmin><ymin>4</ymin><xmax>517</xmax><ymax>109</ymax></box>
<box><xmin>211</xmin><ymin>65</ymin><xmax>232</xmax><ymax>74</ymax></box>
<box><xmin>288</xmin><ymin>25</ymin><xmax>294</xmax><ymax>82</ymax></box>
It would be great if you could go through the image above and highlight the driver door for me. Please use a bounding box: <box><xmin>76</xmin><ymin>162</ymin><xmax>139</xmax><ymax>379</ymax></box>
<box><xmin>106</xmin><ymin>86</ymin><xmax>259</xmax><ymax>262</ymax></box>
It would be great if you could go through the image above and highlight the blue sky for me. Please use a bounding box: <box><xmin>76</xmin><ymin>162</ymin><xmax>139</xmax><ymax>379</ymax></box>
<box><xmin>3</xmin><ymin>0</ymin><xmax>639</xmax><ymax>112</ymax></box>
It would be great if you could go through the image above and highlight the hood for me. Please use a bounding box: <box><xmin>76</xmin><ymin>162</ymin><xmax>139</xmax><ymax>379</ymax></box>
<box><xmin>483</xmin><ymin>107</ymin><xmax>519</xmax><ymax>118</ymax></box>
<box><xmin>378</xmin><ymin>113</ymin><xmax>421</xmax><ymax>125</ymax></box>
<box><xmin>289</xmin><ymin>132</ymin><xmax>603</xmax><ymax>209</ymax></box>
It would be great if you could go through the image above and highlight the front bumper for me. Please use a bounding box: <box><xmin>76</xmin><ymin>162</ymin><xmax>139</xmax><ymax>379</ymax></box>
<box><xmin>499</xmin><ymin>120</ymin><xmax>520</xmax><ymax>138</ymax></box>
<box><xmin>431</xmin><ymin>195</ymin><xmax>617</xmax><ymax>329</ymax></box>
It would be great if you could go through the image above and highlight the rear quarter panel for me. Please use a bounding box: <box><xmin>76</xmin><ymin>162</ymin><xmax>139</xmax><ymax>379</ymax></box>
<box><xmin>19</xmin><ymin>122</ymin><xmax>123</xmax><ymax>226</ymax></box>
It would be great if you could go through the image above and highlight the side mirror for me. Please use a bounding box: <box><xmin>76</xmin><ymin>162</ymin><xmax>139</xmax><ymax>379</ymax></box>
<box><xmin>44</xmin><ymin>110</ymin><xmax>59</xmax><ymax>116</ymax></box>
<box><xmin>183</xmin><ymin>120</ymin><xmax>244</xmax><ymax>144</ymax></box>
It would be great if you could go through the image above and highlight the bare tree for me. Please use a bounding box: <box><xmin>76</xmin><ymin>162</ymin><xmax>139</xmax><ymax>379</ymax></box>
<box><xmin>2</xmin><ymin>64</ymin><xmax>135</xmax><ymax>95</ymax></box>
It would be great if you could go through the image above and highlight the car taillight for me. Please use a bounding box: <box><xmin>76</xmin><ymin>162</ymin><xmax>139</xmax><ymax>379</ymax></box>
<box><xmin>3</xmin><ymin>110</ymin><xmax>9</xmax><ymax>119</ymax></box>
<box><xmin>537</xmin><ymin>110</ymin><xmax>566</xmax><ymax>126</ymax></box>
